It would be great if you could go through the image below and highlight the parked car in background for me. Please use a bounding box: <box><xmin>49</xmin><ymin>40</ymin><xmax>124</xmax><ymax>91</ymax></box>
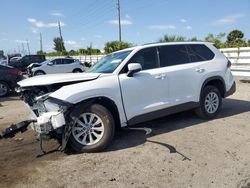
<box><xmin>0</xmin><ymin>65</ymin><xmax>23</xmax><ymax>97</ymax></box>
<box><xmin>30</xmin><ymin>58</ymin><xmax>85</xmax><ymax>76</ymax></box>
<box><xmin>9</xmin><ymin>56</ymin><xmax>22</xmax><ymax>62</ymax></box>
<box><xmin>8</xmin><ymin>55</ymin><xmax>45</xmax><ymax>72</ymax></box>
<box><xmin>0</xmin><ymin>60</ymin><xmax>7</xmax><ymax>65</ymax></box>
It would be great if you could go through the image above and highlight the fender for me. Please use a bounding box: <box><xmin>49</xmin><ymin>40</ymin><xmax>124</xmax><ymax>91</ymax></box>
<box><xmin>199</xmin><ymin>76</ymin><xmax>226</xmax><ymax>99</ymax></box>
<box><xmin>49</xmin><ymin>75</ymin><xmax>127</xmax><ymax>127</ymax></box>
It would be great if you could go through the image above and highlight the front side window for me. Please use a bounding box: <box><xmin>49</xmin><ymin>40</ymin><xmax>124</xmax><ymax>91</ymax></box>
<box><xmin>87</xmin><ymin>50</ymin><xmax>131</xmax><ymax>73</ymax></box>
<box><xmin>187</xmin><ymin>44</ymin><xmax>215</xmax><ymax>62</ymax></box>
<box><xmin>128</xmin><ymin>47</ymin><xmax>159</xmax><ymax>70</ymax></box>
<box><xmin>51</xmin><ymin>59</ymin><xmax>62</xmax><ymax>65</ymax></box>
<box><xmin>159</xmin><ymin>45</ymin><xmax>190</xmax><ymax>67</ymax></box>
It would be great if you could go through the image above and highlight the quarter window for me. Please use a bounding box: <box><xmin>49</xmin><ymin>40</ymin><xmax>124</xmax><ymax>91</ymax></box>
<box><xmin>187</xmin><ymin>44</ymin><xmax>215</xmax><ymax>62</ymax></box>
<box><xmin>128</xmin><ymin>47</ymin><xmax>159</xmax><ymax>70</ymax></box>
<box><xmin>159</xmin><ymin>45</ymin><xmax>190</xmax><ymax>67</ymax></box>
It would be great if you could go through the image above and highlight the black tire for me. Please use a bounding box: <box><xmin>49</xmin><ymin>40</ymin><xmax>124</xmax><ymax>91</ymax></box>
<box><xmin>73</xmin><ymin>69</ymin><xmax>82</xmax><ymax>73</ymax></box>
<box><xmin>68</xmin><ymin>103</ymin><xmax>115</xmax><ymax>153</ymax></box>
<box><xmin>195</xmin><ymin>85</ymin><xmax>222</xmax><ymax>119</ymax></box>
<box><xmin>0</xmin><ymin>81</ymin><xmax>10</xmax><ymax>97</ymax></box>
<box><xmin>34</xmin><ymin>70</ymin><xmax>45</xmax><ymax>76</ymax></box>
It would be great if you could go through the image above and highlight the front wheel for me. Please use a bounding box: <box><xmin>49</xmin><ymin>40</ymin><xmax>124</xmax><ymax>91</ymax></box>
<box><xmin>195</xmin><ymin>86</ymin><xmax>222</xmax><ymax>119</ymax></box>
<box><xmin>68</xmin><ymin>104</ymin><xmax>115</xmax><ymax>153</ymax></box>
<box><xmin>34</xmin><ymin>70</ymin><xmax>45</xmax><ymax>76</ymax></box>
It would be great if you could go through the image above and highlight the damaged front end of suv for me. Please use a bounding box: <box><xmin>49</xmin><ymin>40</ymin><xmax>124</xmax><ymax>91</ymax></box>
<box><xmin>0</xmin><ymin>73</ymin><xmax>101</xmax><ymax>152</ymax></box>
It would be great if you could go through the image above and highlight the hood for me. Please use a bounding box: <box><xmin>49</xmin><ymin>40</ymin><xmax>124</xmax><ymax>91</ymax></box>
<box><xmin>18</xmin><ymin>72</ymin><xmax>101</xmax><ymax>87</ymax></box>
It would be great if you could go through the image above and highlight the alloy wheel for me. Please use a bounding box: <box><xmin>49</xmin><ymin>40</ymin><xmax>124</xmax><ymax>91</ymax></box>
<box><xmin>204</xmin><ymin>92</ymin><xmax>219</xmax><ymax>114</ymax></box>
<box><xmin>72</xmin><ymin>113</ymin><xmax>105</xmax><ymax>146</ymax></box>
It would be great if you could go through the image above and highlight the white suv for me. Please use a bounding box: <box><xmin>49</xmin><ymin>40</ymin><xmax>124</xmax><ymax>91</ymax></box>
<box><xmin>31</xmin><ymin>58</ymin><xmax>85</xmax><ymax>76</ymax></box>
<box><xmin>15</xmin><ymin>42</ymin><xmax>235</xmax><ymax>152</ymax></box>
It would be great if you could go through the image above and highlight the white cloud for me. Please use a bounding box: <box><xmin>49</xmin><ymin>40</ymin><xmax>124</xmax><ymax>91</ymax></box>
<box><xmin>180</xmin><ymin>19</ymin><xmax>187</xmax><ymax>23</ymax></box>
<box><xmin>93</xmin><ymin>35</ymin><xmax>102</xmax><ymax>39</ymax></box>
<box><xmin>31</xmin><ymin>27</ymin><xmax>38</xmax><ymax>34</ymax></box>
<box><xmin>51</xmin><ymin>11</ymin><xmax>63</xmax><ymax>17</ymax></box>
<box><xmin>125</xmin><ymin>14</ymin><xmax>130</xmax><ymax>19</ymax></box>
<box><xmin>185</xmin><ymin>25</ymin><xmax>192</xmax><ymax>30</ymax></box>
<box><xmin>16</xmin><ymin>40</ymin><xmax>28</xmax><ymax>43</ymax></box>
<box><xmin>65</xmin><ymin>40</ymin><xmax>81</xmax><ymax>48</ymax></box>
<box><xmin>108</xmin><ymin>19</ymin><xmax>133</xmax><ymax>25</ymax></box>
<box><xmin>148</xmin><ymin>24</ymin><xmax>176</xmax><ymax>30</ymax></box>
<box><xmin>65</xmin><ymin>40</ymin><xmax>77</xmax><ymax>45</ymax></box>
<box><xmin>212</xmin><ymin>14</ymin><xmax>244</xmax><ymax>26</ymax></box>
<box><xmin>27</xmin><ymin>18</ymin><xmax>65</xmax><ymax>28</ymax></box>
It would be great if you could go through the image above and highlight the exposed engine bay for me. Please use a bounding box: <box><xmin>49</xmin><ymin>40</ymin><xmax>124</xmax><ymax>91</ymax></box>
<box><xmin>0</xmin><ymin>81</ymin><xmax>84</xmax><ymax>152</ymax></box>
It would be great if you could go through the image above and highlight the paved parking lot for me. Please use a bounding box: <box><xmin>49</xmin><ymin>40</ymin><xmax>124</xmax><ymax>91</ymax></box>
<box><xmin>0</xmin><ymin>79</ymin><xmax>250</xmax><ymax>188</ymax></box>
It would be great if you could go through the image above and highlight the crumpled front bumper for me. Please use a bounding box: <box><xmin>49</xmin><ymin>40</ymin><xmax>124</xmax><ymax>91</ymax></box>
<box><xmin>32</xmin><ymin>111</ymin><xmax>66</xmax><ymax>134</ymax></box>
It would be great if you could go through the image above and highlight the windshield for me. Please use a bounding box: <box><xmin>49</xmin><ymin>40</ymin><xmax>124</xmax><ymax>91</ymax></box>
<box><xmin>87</xmin><ymin>50</ymin><xmax>132</xmax><ymax>73</ymax></box>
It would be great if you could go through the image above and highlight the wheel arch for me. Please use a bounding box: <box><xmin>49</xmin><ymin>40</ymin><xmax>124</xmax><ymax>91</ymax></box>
<box><xmin>73</xmin><ymin>96</ymin><xmax>122</xmax><ymax>130</ymax></box>
<box><xmin>72</xmin><ymin>68</ymin><xmax>83</xmax><ymax>73</ymax></box>
<box><xmin>200</xmin><ymin>76</ymin><xmax>226</xmax><ymax>99</ymax></box>
<box><xmin>34</xmin><ymin>70</ymin><xmax>46</xmax><ymax>75</ymax></box>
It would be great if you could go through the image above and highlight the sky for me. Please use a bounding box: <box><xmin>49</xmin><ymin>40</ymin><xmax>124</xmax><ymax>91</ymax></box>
<box><xmin>0</xmin><ymin>0</ymin><xmax>249</xmax><ymax>54</ymax></box>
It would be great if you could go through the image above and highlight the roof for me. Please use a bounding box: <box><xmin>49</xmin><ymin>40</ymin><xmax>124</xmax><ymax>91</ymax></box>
<box><xmin>112</xmin><ymin>41</ymin><xmax>213</xmax><ymax>54</ymax></box>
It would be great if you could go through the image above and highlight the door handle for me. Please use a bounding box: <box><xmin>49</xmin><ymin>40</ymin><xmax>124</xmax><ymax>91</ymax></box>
<box><xmin>195</xmin><ymin>68</ymin><xmax>205</xmax><ymax>73</ymax></box>
<box><xmin>155</xmin><ymin>74</ymin><xmax>166</xmax><ymax>79</ymax></box>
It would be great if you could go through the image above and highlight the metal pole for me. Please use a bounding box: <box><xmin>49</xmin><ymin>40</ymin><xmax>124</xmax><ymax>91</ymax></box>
<box><xmin>58</xmin><ymin>21</ymin><xmax>63</xmax><ymax>53</ymax></box>
<box><xmin>26</xmin><ymin>40</ymin><xmax>30</xmax><ymax>55</ymax></box>
<box><xmin>40</xmin><ymin>33</ymin><xmax>43</xmax><ymax>52</ymax></box>
<box><xmin>117</xmin><ymin>0</ymin><xmax>121</xmax><ymax>42</ymax></box>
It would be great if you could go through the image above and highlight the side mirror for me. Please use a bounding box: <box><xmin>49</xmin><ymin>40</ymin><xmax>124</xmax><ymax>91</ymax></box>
<box><xmin>127</xmin><ymin>63</ymin><xmax>142</xmax><ymax>77</ymax></box>
<box><xmin>47</xmin><ymin>62</ymin><xmax>53</xmax><ymax>66</ymax></box>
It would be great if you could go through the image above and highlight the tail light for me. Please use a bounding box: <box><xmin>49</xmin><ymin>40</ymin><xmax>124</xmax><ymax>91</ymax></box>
<box><xmin>227</xmin><ymin>60</ymin><xmax>232</xmax><ymax>68</ymax></box>
<box><xmin>10</xmin><ymin>69</ymin><xmax>22</xmax><ymax>76</ymax></box>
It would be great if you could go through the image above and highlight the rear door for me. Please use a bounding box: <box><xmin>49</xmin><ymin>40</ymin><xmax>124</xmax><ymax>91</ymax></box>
<box><xmin>62</xmin><ymin>58</ymin><xmax>75</xmax><ymax>72</ymax></box>
<box><xmin>158</xmin><ymin>44</ymin><xmax>214</xmax><ymax>105</ymax></box>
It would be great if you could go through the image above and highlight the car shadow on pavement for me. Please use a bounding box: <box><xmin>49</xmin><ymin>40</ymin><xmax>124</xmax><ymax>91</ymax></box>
<box><xmin>107</xmin><ymin>98</ymin><xmax>250</xmax><ymax>154</ymax></box>
<box><xmin>0</xmin><ymin>92</ymin><xmax>20</xmax><ymax>103</ymax></box>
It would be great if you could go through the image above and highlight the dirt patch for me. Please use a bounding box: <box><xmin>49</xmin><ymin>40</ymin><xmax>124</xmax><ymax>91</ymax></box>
<box><xmin>0</xmin><ymin>79</ymin><xmax>250</xmax><ymax>188</ymax></box>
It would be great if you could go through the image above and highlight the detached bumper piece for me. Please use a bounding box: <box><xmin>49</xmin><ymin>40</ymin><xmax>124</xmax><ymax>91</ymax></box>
<box><xmin>0</xmin><ymin>120</ymin><xmax>36</xmax><ymax>139</ymax></box>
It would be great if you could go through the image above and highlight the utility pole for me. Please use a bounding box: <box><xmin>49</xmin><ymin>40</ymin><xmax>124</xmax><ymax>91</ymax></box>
<box><xmin>58</xmin><ymin>21</ymin><xmax>63</xmax><ymax>52</ymax></box>
<box><xmin>26</xmin><ymin>39</ymin><xmax>30</xmax><ymax>55</ymax></box>
<box><xmin>21</xmin><ymin>43</ymin><xmax>25</xmax><ymax>55</ymax></box>
<box><xmin>116</xmin><ymin>0</ymin><xmax>122</xmax><ymax>42</ymax></box>
<box><xmin>39</xmin><ymin>32</ymin><xmax>43</xmax><ymax>52</ymax></box>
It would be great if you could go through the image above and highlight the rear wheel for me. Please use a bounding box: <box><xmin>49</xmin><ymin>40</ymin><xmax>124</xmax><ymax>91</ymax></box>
<box><xmin>68</xmin><ymin>104</ymin><xmax>115</xmax><ymax>153</ymax></box>
<box><xmin>195</xmin><ymin>85</ymin><xmax>222</xmax><ymax>119</ymax></box>
<box><xmin>0</xmin><ymin>81</ymin><xmax>10</xmax><ymax>97</ymax></box>
<box><xmin>73</xmin><ymin>69</ymin><xmax>82</xmax><ymax>73</ymax></box>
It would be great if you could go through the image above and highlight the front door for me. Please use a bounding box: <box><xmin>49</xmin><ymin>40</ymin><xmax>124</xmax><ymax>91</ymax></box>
<box><xmin>118</xmin><ymin>47</ymin><xmax>170</xmax><ymax>123</ymax></box>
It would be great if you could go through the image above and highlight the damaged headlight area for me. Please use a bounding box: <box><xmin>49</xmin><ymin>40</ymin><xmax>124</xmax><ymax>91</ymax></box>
<box><xmin>32</xmin><ymin>97</ymin><xmax>73</xmax><ymax>135</ymax></box>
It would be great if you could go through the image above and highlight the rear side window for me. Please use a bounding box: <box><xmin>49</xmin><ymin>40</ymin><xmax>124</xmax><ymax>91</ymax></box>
<box><xmin>128</xmin><ymin>47</ymin><xmax>159</xmax><ymax>70</ymax></box>
<box><xmin>63</xmin><ymin>59</ymin><xmax>74</xmax><ymax>64</ymax></box>
<box><xmin>187</xmin><ymin>44</ymin><xmax>214</xmax><ymax>62</ymax></box>
<box><xmin>159</xmin><ymin>45</ymin><xmax>190</xmax><ymax>67</ymax></box>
